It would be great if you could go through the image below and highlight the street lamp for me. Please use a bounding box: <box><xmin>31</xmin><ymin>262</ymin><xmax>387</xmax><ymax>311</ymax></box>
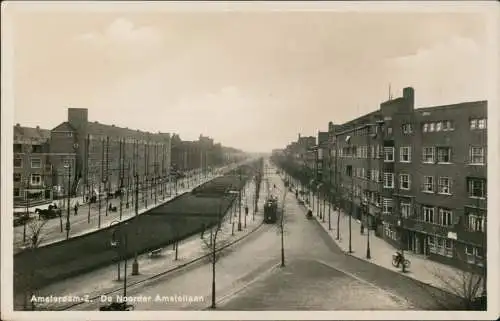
<box><xmin>109</xmin><ymin>220</ymin><xmax>122</xmax><ymax>281</ymax></box>
<box><xmin>110</xmin><ymin>222</ymin><xmax>129</xmax><ymax>297</ymax></box>
<box><xmin>238</xmin><ymin>168</ymin><xmax>242</xmax><ymax>231</ymax></box>
<box><xmin>345</xmin><ymin>135</ymin><xmax>353</xmax><ymax>254</ymax></box>
<box><xmin>132</xmin><ymin>172</ymin><xmax>140</xmax><ymax>275</ymax></box>
<box><xmin>64</xmin><ymin>164</ymin><xmax>71</xmax><ymax>240</ymax></box>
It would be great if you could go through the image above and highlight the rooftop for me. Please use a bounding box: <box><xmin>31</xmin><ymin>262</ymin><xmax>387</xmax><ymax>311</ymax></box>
<box><xmin>13</xmin><ymin>124</ymin><xmax>51</xmax><ymax>143</ymax></box>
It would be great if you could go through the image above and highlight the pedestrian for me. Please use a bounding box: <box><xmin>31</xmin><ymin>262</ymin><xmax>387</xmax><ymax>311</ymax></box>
<box><xmin>74</xmin><ymin>202</ymin><xmax>79</xmax><ymax>216</ymax></box>
<box><xmin>201</xmin><ymin>223</ymin><xmax>206</xmax><ymax>239</ymax></box>
<box><xmin>245</xmin><ymin>206</ymin><xmax>249</xmax><ymax>216</ymax></box>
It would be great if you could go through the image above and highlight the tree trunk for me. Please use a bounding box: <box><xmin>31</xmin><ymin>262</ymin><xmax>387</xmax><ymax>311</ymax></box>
<box><xmin>211</xmin><ymin>244</ymin><xmax>216</xmax><ymax>309</ymax></box>
<box><xmin>280</xmin><ymin>225</ymin><xmax>285</xmax><ymax>267</ymax></box>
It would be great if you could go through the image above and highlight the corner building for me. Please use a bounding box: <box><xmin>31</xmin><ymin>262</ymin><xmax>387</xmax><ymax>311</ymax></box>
<box><xmin>280</xmin><ymin>87</ymin><xmax>487</xmax><ymax>270</ymax></box>
<box><xmin>335</xmin><ymin>87</ymin><xmax>487</xmax><ymax>269</ymax></box>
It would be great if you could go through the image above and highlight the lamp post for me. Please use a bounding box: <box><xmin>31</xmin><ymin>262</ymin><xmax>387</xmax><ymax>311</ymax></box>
<box><xmin>110</xmin><ymin>220</ymin><xmax>121</xmax><ymax>281</ymax></box>
<box><xmin>238</xmin><ymin>168</ymin><xmax>242</xmax><ymax>231</ymax></box>
<box><xmin>132</xmin><ymin>172</ymin><xmax>140</xmax><ymax>275</ymax></box>
<box><xmin>365</xmin><ymin>125</ymin><xmax>377</xmax><ymax>260</ymax></box>
<box><xmin>110</xmin><ymin>223</ymin><xmax>129</xmax><ymax>297</ymax></box>
<box><xmin>64</xmin><ymin>164</ymin><xmax>71</xmax><ymax>240</ymax></box>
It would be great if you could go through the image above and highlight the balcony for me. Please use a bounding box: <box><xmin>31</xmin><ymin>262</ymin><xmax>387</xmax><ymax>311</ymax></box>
<box><xmin>401</xmin><ymin>217</ymin><xmax>452</xmax><ymax>238</ymax></box>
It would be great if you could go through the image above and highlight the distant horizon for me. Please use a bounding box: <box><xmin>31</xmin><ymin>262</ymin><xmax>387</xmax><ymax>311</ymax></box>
<box><xmin>11</xmin><ymin>93</ymin><xmax>490</xmax><ymax>154</ymax></box>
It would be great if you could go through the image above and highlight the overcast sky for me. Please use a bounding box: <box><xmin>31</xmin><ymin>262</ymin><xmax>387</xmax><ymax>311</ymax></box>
<box><xmin>5</xmin><ymin>2</ymin><xmax>496</xmax><ymax>152</ymax></box>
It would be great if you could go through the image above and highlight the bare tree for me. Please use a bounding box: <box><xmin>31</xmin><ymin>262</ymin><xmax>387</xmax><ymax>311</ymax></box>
<box><xmin>428</xmin><ymin>250</ymin><xmax>485</xmax><ymax>310</ymax></box>
<box><xmin>23</xmin><ymin>219</ymin><xmax>48</xmax><ymax>310</ymax></box>
<box><xmin>200</xmin><ymin>194</ymin><xmax>233</xmax><ymax>309</ymax></box>
<box><xmin>170</xmin><ymin>217</ymin><xmax>188</xmax><ymax>261</ymax></box>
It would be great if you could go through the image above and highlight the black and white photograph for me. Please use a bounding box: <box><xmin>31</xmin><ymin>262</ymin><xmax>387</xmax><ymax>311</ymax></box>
<box><xmin>1</xmin><ymin>1</ymin><xmax>498</xmax><ymax>320</ymax></box>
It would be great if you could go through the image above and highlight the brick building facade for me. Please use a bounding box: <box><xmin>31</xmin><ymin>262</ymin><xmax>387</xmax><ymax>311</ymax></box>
<box><xmin>13</xmin><ymin>125</ymin><xmax>53</xmax><ymax>206</ymax></box>
<box><xmin>278</xmin><ymin>87</ymin><xmax>487</xmax><ymax>270</ymax></box>
<box><xmin>50</xmin><ymin>108</ymin><xmax>172</xmax><ymax>198</ymax></box>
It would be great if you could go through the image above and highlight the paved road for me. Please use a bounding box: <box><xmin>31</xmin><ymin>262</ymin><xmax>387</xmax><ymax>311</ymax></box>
<box><xmin>217</xmin><ymin>176</ymin><xmax>464</xmax><ymax>310</ymax></box>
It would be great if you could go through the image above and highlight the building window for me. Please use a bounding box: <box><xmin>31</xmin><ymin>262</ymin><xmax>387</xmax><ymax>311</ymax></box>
<box><xmin>438</xmin><ymin>208</ymin><xmax>453</xmax><ymax>226</ymax></box>
<box><xmin>465</xmin><ymin>245</ymin><xmax>484</xmax><ymax>266</ymax></box>
<box><xmin>436</xmin><ymin>121</ymin><xmax>442</xmax><ymax>131</ymax></box>
<box><xmin>31</xmin><ymin>158</ymin><xmax>42</xmax><ymax>168</ymax></box>
<box><xmin>14</xmin><ymin>158</ymin><xmax>23</xmax><ymax>168</ymax></box>
<box><xmin>467</xmin><ymin>178</ymin><xmax>486</xmax><ymax>198</ymax></box>
<box><xmin>428</xmin><ymin>236</ymin><xmax>453</xmax><ymax>258</ymax></box>
<box><xmin>14</xmin><ymin>144</ymin><xmax>22</xmax><ymax>153</ymax></box>
<box><xmin>467</xmin><ymin>214</ymin><xmax>484</xmax><ymax>232</ymax></box>
<box><xmin>470</xmin><ymin>146</ymin><xmax>485</xmax><ymax>164</ymax></box>
<box><xmin>384</xmin><ymin>147</ymin><xmax>394</xmax><ymax>162</ymax></box>
<box><xmin>437</xmin><ymin>147</ymin><xmax>452</xmax><ymax>163</ymax></box>
<box><xmin>438</xmin><ymin>177</ymin><xmax>452</xmax><ymax>195</ymax></box>
<box><xmin>13</xmin><ymin>173</ymin><xmax>21</xmax><ymax>182</ymax></box>
<box><xmin>383</xmin><ymin>172</ymin><xmax>394</xmax><ymax>189</ymax></box>
<box><xmin>361</xmin><ymin>146</ymin><xmax>368</xmax><ymax>158</ymax></box>
<box><xmin>32</xmin><ymin>145</ymin><xmax>43</xmax><ymax>153</ymax></box>
<box><xmin>478</xmin><ymin>118</ymin><xmax>487</xmax><ymax>129</ymax></box>
<box><xmin>470</xmin><ymin>118</ymin><xmax>486</xmax><ymax>130</ymax></box>
<box><xmin>346</xmin><ymin>165</ymin><xmax>352</xmax><ymax>177</ymax></box>
<box><xmin>30</xmin><ymin>174</ymin><xmax>42</xmax><ymax>186</ymax></box>
<box><xmin>387</xmin><ymin>127</ymin><xmax>393</xmax><ymax>135</ymax></box>
<box><xmin>400</xmin><ymin>202</ymin><xmax>411</xmax><ymax>218</ymax></box>
<box><xmin>423</xmin><ymin>176</ymin><xmax>434</xmax><ymax>193</ymax></box>
<box><xmin>429</xmin><ymin>122</ymin><xmax>435</xmax><ymax>132</ymax></box>
<box><xmin>422</xmin><ymin>147</ymin><xmax>435</xmax><ymax>163</ymax></box>
<box><xmin>423</xmin><ymin>123</ymin><xmax>429</xmax><ymax>132</ymax></box>
<box><xmin>14</xmin><ymin>187</ymin><xmax>20</xmax><ymax>197</ymax></box>
<box><xmin>383</xmin><ymin>198</ymin><xmax>393</xmax><ymax>215</ymax></box>
<box><xmin>442</xmin><ymin>120</ymin><xmax>453</xmax><ymax>131</ymax></box>
<box><xmin>384</xmin><ymin>223</ymin><xmax>398</xmax><ymax>240</ymax></box>
<box><xmin>400</xmin><ymin>174</ymin><xmax>411</xmax><ymax>190</ymax></box>
<box><xmin>402</xmin><ymin>123</ymin><xmax>413</xmax><ymax>134</ymax></box>
<box><xmin>400</xmin><ymin>146</ymin><xmax>411</xmax><ymax>163</ymax></box>
<box><xmin>422</xmin><ymin>206</ymin><xmax>435</xmax><ymax>223</ymax></box>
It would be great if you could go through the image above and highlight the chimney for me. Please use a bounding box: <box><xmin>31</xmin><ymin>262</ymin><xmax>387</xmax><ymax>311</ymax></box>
<box><xmin>16</xmin><ymin>123</ymin><xmax>20</xmax><ymax>127</ymax></box>
<box><xmin>68</xmin><ymin>108</ymin><xmax>89</xmax><ymax>131</ymax></box>
<box><xmin>36</xmin><ymin>125</ymin><xmax>40</xmax><ymax>129</ymax></box>
<box><xmin>403</xmin><ymin>87</ymin><xmax>415</xmax><ymax>110</ymax></box>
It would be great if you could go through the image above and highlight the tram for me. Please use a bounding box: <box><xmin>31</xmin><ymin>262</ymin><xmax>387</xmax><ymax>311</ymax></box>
<box><xmin>263</xmin><ymin>196</ymin><xmax>278</xmax><ymax>224</ymax></box>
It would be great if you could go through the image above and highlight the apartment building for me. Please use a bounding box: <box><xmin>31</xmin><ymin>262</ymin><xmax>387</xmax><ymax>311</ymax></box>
<box><xmin>170</xmin><ymin>134</ymin><xmax>223</xmax><ymax>173</ymax></box>
<box><xmin>50</xmin><ymin>108</ymin><xmax>172</xmax><ymax>198</ymax></box>
<box><xmin>13</xmin><ymin>124</ymin><xmax>53</xmax><ymax>207</ymax></box>
<box><xmin>393</xmin><ymin>100</ymin><xmax>487</xmax><ymax>269</ymax></box>
<box><xmin>279</xmin><ymin>86</ymin><xmax>487</xmax><ymax>269</ymax></box>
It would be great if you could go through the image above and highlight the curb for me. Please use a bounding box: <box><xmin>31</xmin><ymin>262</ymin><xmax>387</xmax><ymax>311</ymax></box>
<box><xmin>58</xmin><ymin>215</ymin><xmax>266</xmax><ymax>311</ymax></box>
<box><xmin>201</xmin><ymin>262</ymin><xmax>282</xmax><ymax>310</ymax></box>
<box><xmin>306</xmin><ymin>203</ymin><xmax>463</xmax><ymax>301</ymax></box>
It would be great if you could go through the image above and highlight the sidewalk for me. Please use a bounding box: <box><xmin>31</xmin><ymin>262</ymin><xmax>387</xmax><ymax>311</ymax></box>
<box><xmin>13</xmin><ymin>163</ymin><xmax>241</xmax><ymax>251</ymax></box>
<box><xmin>296</xmin><ymin>192</ymin><xmax>483</xmax><ymax>297</ymax></box>
<box><xmin>27</xmin><ymin>176</ymin><xmax>268</xmax><ymax>311</ymax></box>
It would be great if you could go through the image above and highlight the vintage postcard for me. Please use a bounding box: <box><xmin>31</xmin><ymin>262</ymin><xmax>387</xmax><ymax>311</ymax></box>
<box><xmin>1</xmin><ymin>1</ymin><xmax>498</xmax><ymax>320</ymax></box>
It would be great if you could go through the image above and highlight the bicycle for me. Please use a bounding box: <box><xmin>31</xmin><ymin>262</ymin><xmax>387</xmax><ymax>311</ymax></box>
<box><xmin>392</xmin><ymin>254</ymin><xmax>411</xmax><ymax>269</ymax></box>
